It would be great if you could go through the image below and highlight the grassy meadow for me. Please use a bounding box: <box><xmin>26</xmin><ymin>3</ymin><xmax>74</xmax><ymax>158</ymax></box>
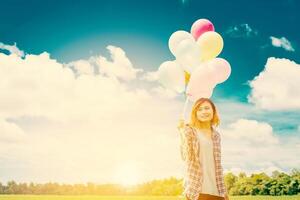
<box><xmin>0</xmin><ymin>195</ymin><xmax>300</xmax><ymax>200</ymax></box>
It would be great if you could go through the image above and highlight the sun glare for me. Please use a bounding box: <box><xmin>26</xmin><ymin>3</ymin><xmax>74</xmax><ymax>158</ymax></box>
<box><xmin>113</xmin><ymin>162</ymin><xmax>140</xmax><ymax>186</ymax></box>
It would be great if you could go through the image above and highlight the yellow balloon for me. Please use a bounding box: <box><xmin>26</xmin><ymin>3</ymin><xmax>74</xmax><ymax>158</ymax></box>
<box><xmin>197</xmin><ymin>31</ymin><xmax>223</xmax><ymax>62</ymax></box>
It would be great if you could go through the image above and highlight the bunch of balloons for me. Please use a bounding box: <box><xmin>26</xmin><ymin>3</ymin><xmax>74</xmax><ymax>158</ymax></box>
<box><xmin>158</xmin><ymin>18</ymin><xmax>231</xmax><ymax>102</ymax></box>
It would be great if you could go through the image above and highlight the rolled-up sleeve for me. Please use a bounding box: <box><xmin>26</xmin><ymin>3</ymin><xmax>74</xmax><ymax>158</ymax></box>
<box><xmin>179</xmin><ymin>125</ymin><xmax>194</xmax><ymax>162</ymax></box>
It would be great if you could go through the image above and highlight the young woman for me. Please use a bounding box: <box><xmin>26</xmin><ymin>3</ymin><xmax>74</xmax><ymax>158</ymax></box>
<box><xmin>178</xmin><ymin>98</ymin><xmax>229</xmax><ymax>200</ymax></box>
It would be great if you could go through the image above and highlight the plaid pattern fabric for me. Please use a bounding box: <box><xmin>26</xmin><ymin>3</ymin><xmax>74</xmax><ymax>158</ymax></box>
<box><xmin>179</xmin><ymin>125</ymin><xmax>227</xmax><ymax>200</ymax></box>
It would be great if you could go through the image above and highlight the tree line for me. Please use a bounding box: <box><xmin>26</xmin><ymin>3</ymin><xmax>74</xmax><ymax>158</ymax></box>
<box><xmin>0</xmin><ymin>169</ymin><xmax>299</xmax><ymax>196</ymax></box>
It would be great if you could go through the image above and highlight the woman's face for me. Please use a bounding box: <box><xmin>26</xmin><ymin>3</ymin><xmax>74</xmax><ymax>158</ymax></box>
<box><xmin>196</xmin><ymin>101</ymin><xmax>214</xmax><ymax>122</ymax></box>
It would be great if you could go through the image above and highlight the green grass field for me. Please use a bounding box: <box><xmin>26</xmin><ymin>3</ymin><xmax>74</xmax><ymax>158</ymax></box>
<box><xmin>0</xmin><ymin>195</ymin><xmax>300</xmax><ymax>200</ymax></box>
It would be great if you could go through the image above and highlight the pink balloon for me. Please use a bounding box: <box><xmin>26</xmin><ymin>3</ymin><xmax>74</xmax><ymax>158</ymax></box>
<box><xmin>186</xmin><ymin>65</ymin><xmax>216</xmax><ymax>102</ymax></box>
<box><xmin>187</xmin><ymin>89</ymin><xmax>214</xmax><ymax>102</ymax></box>
<box><xmin>207</xmin><ymin>58</ymin><xmax>231</xmax><ymax>84</ymax></box>
<box><xmin>191</xmin><ymin>19</ymin><xmax>215</xmax><ymax>40</ymax></box>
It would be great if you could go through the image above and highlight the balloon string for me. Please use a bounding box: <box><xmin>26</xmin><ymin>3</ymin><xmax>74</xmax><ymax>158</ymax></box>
<box><xmin>181</xmin><ymin>97</ymin><xmax>189</xmax><ymax>123</ymax></box>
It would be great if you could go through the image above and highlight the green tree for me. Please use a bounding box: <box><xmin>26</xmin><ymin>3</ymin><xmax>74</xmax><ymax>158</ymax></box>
<box><xmin>250</xmin><ymin>172</ymin><xmax>270</xmax><ymax>195</ymax></box>
<box><xmin>6</xmin><ymin>181</ymin><xmax>18</xmax><ymax>194</ymax></box>
<box><xmin>224</xmin><ymin>172</ymin><xmax>237</xmax><ymax>195</ymax></box>
<box><xmin>0</xmin><ymin>182</ymin><xmax>4</xmax><ymax>194</ymax></box>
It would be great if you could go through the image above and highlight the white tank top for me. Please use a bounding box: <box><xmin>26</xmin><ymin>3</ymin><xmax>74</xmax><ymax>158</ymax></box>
<box><xmin>196</xmin><ymin>129</ymin><xmax>219</xmax><ymax>196</ymax></box>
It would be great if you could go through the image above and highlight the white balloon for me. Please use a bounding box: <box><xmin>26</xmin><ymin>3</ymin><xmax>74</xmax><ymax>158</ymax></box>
<box><xmin>158</xmin><ymin>60</ymin><xmax>185</xmax><ymax>93</ymax></box>
<box><xmin>168</xmin><ymin>31</ymin><xmax>194</xmax><ymax>57</ymax></box>
<box><xmin>175</xmin><ymin>39</ymin><xmax>201</xmax><ymax>73</ymax></box>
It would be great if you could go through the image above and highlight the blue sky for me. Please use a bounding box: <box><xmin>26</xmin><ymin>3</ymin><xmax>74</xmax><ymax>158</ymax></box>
<box><xmin>0</xmin><ymin>0</ymin><xmax>300</xmax><ymax>184</ymax></box>
<box><xmin>1</xmin><ymin>0</ymin><xmax>299</xmax><ymax>101</ymax></box>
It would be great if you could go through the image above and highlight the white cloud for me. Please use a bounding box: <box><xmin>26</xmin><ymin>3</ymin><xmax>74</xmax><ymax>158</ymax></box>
<box><xmin>93</xmin><ymin>45</ymin><xmax>143</xmax><ymax>81</ymax></box>
<box><xmin>219</xmin><ymin>119</ymin><xmax>300</xmax><ymax>176</ymax></box>
<box><xmin>0</xmin><ymin>46</ymin><xmax>184</xmax><ymax>184</ymax></box>
<box><xmin>248</xmin><ymin>57</ymin><xmax>300</xmax><ymax>111</ymax></box>
<box><xmin>151</xmin><ymin>86</ymin><xmax>178</xmax><ymax>99</ymax></box>
<box><xmin>225</xmin><ymin>24</ymin><xmax>258</xmax><ymax>38</ymax></box>
<box><xmin>0</xmin><ymin>42</ymin><xmax>24</xmax><ymax>57</ymax></box>
<box><xmin>65</xmin><ymin>59</ymin><xmax>94</xmax><ymax>75</ymax></box>
<box><xmin>0</xmin><ymin>118</ymin><xmax>25</xmax><ymax>143</ymax></box>
<box><xmin>270</xmin><ymin>36</ymin><xmax>295</xmax><ymax>51</ymax></box>
<box><xmin>65</xmin><ymin>45</ymin><xmax>144</xmax><ymax>80</ymax></box>
<box><xmin>0</xmin><ymin>44</ymin><xmax>299</xmax><ymax>184</ymax></box>
<box><xmin>221</xmin><ymin>118</ymin><xmax>279</xmax><ymax>144</ymax></box>
<box><xmin>139</xmin><ymin>70</ymin><xmax>159</xmax><ymax>82</ymax></box>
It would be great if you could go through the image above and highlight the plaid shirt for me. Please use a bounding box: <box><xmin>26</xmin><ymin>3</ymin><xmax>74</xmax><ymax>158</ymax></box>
<box><xmin>179</xmin><ymin>125</ymin><xmax>227</xmax><ymax>200</ymax></box>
